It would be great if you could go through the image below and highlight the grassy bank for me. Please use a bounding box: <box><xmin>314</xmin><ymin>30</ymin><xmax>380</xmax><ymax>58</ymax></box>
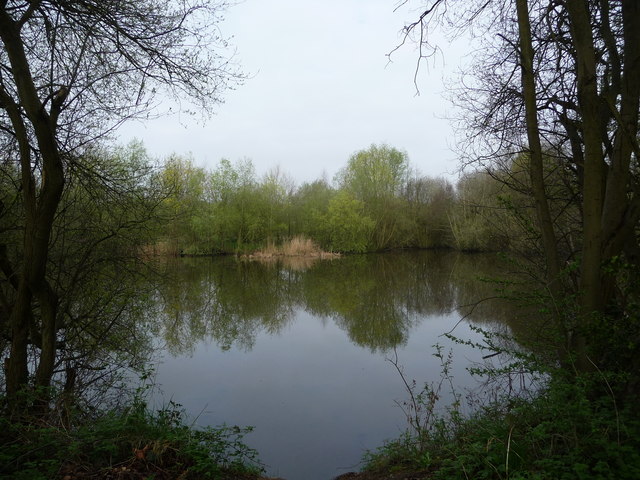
<box><xmin>0</xmin><ymin>397</ymin><xmax>264</xmax><ymax>480</ymax></box>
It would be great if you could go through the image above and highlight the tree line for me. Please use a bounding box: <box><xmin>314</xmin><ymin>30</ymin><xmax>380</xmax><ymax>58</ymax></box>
<box><xmin>153</xmin><ymin>143</ymin><xmax>547</xmax><ymax>255</ymax></box>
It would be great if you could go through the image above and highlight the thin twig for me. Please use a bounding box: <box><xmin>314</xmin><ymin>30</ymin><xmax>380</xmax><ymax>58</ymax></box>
<box><xmin>441</xmin><ymin>295</ymin><xmax>503</xmax><ymax>336</ymax></box>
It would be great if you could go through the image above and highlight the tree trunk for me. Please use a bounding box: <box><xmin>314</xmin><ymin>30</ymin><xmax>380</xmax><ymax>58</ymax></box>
<box><xmin>565</xmin><ymin>1</ymin><xmax>606</xmax><ymax>315</ymax></box>
<box><xmin>564</xmin><ymin>1</ymin><xmax>609</xmax><ymax>372</ymax></box>
<box><xmin>515</xmin><ymin>0</ymin><xmax>562</xmax><ymax>286</ymax></box>
<box><xmin>0</xmin><ymin>9</ymin><xmax>65</xmax><ymax>406</ymax></box>
<box><xmin>601</xmin><ymin>0</ymin><xmax>640</xmax><ymax>270</ymax></box>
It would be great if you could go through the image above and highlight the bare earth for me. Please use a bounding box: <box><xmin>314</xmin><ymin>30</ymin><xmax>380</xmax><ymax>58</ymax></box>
<box><xmin>333</xmin><ymin>469</ymin><xmax>433</xmax><ymax>480</ymax></box>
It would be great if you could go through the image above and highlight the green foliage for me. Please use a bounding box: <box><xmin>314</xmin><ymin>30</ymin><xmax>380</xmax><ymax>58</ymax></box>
<box><xmin>208</xmin><ymin>158</ymin><xmax>260</xmax><ymax>251</ymax></box>
<box><xmin>146</xmin><ymin>143</ymin><xmax>538</xmax><ymax>254</ymax></box>
<box><xmin>157</xmin><ymin>154</ymin><xmax>210</xmax><ymax>254</ymax></box>
<box><xmin>0</xmin><ymin>396</ymin><xmax>262</xmax><ymax>480</ymax></box>
<box><xmin>319</xmin><ymin>191</ymin><xmax>375</xmax><ymax>252</ymax></box>
<box><xmin>335</xmin><ymin>144</ymin><xmax>412</xmax><ymax>249</ymax></box>
<box><xmin>290</xmin><ymin>179</ymin><xmax>335</xmax><ymax>241</ymax></box>
<box><xmin>160</xmin><ymin>157</ymin><xmax>299</xmax><ymax>254</ymax></box>
<box><xmin>363</xmin><ymin>332</ymin><xmax>640</xmax><ymax>480</ymax></box>
<box><xmin>336</xmin><ymin>144</ymin><xmax>409</xmax><ymax>202</ymax></box>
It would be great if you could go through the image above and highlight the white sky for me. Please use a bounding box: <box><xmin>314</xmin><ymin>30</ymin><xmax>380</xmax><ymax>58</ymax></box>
<box><xmin>117</xmin><ymin>0</ymin><xmax>467</xmax><ymax>186</ymax></box>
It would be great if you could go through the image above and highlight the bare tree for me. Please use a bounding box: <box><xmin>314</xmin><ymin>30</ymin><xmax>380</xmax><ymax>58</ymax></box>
<box><xmin>393</xmin><ymin>0</ymin><xmax>640</xmax><ymax>373</ymax></box>
<box><xmin>0</xmin><ymin>0</ymin><xmax>242</xmax><ymax>409</ymax></box>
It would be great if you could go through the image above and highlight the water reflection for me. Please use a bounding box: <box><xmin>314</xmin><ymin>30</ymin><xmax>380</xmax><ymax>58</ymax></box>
<box><xmin>150</xmin><ymin>251</ymin><xmax>532</xmax><ymax>480</ymax></box>
<box><xmin>153</xmin><ymin>258</ymin><xmax>295</xmax><ymax>353</ymax></box>
<box><xmin>152</xmin><ymin>251</ymin><xmax>523</xmax><ymax>354</ymax></box>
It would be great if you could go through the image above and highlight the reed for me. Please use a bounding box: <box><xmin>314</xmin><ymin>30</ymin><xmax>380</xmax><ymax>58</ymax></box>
<box><xmin>248</xmin><ymin>236</ymin><xmax>340</xmax><ymax>259</ymax></box>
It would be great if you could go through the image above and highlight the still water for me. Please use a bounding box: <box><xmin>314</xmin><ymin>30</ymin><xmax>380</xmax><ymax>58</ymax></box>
<box><xmin>149</xmin><ymin>251</ymin><xmax>523</xmax><ymax>479</ymax></box>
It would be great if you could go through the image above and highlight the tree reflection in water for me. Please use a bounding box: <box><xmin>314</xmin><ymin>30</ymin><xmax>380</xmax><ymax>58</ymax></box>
<box><xmin>151</xmin><ymin>251</ymin><xmax>528</xmax><ymax>355</ymax></box>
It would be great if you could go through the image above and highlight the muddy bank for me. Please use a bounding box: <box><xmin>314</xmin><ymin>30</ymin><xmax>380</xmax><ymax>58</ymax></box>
<box><xmin>334</xmin><ymin>469</ymin><xmax>432</xmax><ymax>480</ymax></box>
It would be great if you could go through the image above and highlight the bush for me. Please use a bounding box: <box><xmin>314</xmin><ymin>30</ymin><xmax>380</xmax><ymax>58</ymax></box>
<box><xmin>363</xmin><ymin>339</ymin><xmax>640</xmax><ymax>480</ymax></box>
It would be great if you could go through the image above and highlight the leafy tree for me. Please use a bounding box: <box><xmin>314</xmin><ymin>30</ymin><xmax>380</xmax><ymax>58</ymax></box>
<box><xmin>336</xmin><ymin>144</ymin><xmax>411</xmax><ymax>249</ymax></box>
<box><xmin>257</xmin><ymin>166</ymin><xmax>295</xmax><ymax>242</ymax></box>
<box><xmin>158</xmin><ymin>154</ymin><xmax>209</xmax><ymax>254</ymax></box>
<box><xmin>319</xmin><ymin>191</ymin><xmax>375</xmax><ymax>253</ymax></box>
<box><xmin>290</xmin><ymin>179</ymin><xmax>335</xmax><ymax>241</ymax></box>
<box><xmin>0</xmin><ymin>0</ymin><xmax>241</xmax><ymax>410</ymax></box>
<box><xmin>206</xmin><ymin>158</ymin><xmax>259</xmax><ymax>251</ymax></box>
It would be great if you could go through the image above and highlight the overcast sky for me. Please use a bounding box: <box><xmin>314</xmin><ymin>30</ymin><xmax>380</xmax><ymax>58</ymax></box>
<box><xmin>118</xmin><ymin>0</ymin><xmax>467</xmax><ymax>185</ymax></box>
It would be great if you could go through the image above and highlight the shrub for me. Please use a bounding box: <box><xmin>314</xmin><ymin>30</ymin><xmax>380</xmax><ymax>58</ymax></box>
<box><xmin>0</xmin><ymin>397</ymin><xmax>262</xmax><ymax>480</ymax></box>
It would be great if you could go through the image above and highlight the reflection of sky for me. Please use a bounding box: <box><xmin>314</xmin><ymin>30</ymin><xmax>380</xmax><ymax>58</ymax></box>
<box><xmin>153</xmin><ymin>308</ymin><xmax>488</xmax><ymax>480</ymax></box>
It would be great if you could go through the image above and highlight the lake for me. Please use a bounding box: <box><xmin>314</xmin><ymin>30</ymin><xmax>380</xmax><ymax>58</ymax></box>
<box><xmin>148</xmin><ymin>250</ymin><xmax>526</xmax><ymax>479</ymax></box>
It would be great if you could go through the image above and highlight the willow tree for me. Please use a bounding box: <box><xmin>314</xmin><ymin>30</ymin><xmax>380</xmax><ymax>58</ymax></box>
<box><xmin>0</xmin><ymin>0</ymin><xmax>241</xmax><ymax>407</ymax></box>
<box><xmin>395</xmin><ymin>0</ymin><xmax>640</xmax><ymax>375</ymax></box>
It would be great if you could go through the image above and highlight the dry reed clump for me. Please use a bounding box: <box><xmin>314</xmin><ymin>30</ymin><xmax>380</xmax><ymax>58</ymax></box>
<box><xmin>281</xmin><ymin>236</ymin><xmax>321</xmax><ymax>256</ymax></box>
<box><xmin>248</xmin><ymin>236</ymin><xmax>340</xmax><ymax>259</ymax></box>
